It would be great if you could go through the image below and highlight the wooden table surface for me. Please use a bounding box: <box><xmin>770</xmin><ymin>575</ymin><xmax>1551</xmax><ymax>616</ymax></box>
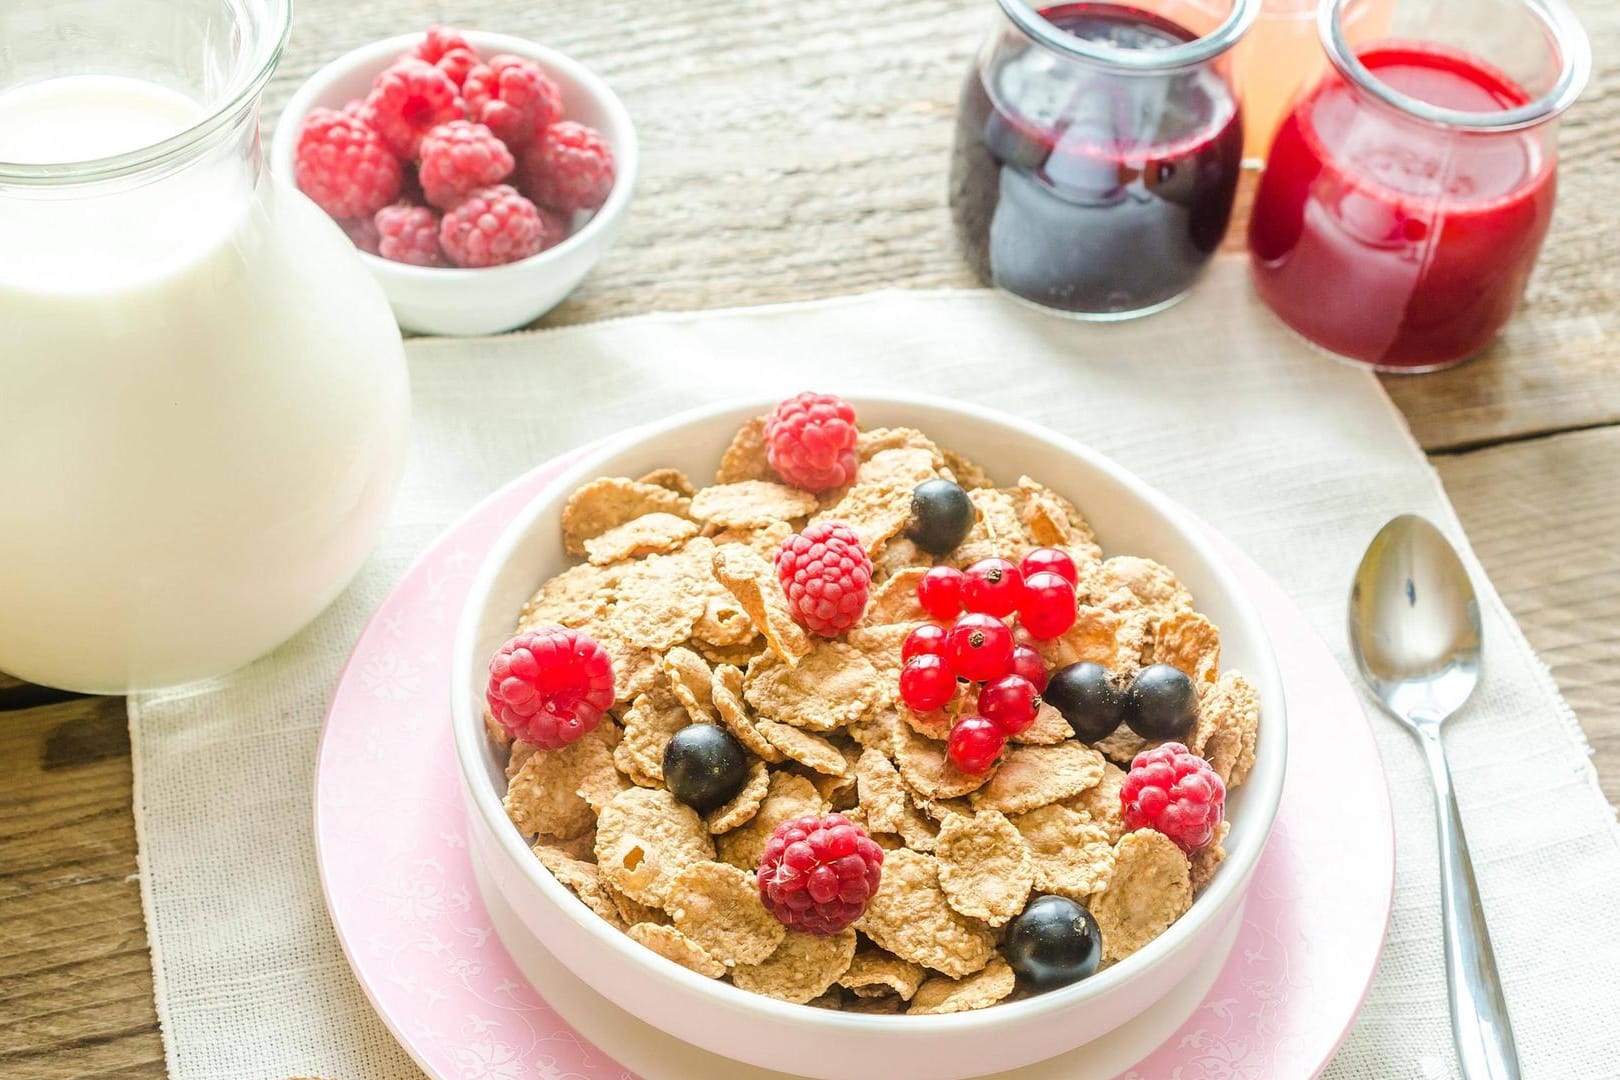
<box><xmin>4</xmin><ymin>1</ymin><xmax>1618</xmax><ymax>1076</ymax></box>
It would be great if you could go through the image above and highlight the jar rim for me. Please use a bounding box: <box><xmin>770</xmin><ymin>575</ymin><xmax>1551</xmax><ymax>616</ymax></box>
<box><xmin>1320</xmin><ymin>0</ymin><xmax>1590</xmax><ymax>132</ymax></box>
<box><xmin>994</xmin><ymin>0</ymin><xmax>1261</xmax><ymax>74</ymax></box>
<box><xmin>0</xmin><ymin>0</ymin><xmax>291</xmax><ymax>184</ymax></box>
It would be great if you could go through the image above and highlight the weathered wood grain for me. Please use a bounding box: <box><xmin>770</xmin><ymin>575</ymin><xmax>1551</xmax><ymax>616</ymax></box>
<box><xmin>1437</xmin><ymin>426</ymin><xmax>1620</xmax><ymax>803</ymax></box>
<box><xmin>0</xmin><ymin>695</ymin><xmax>166</xmax><ymax>1080</ymax></box>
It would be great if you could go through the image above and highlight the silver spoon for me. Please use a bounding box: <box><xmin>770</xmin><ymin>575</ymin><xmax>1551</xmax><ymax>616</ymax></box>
<box><xmin>1349</xmin><ymin>514</ymin><xmax>1519</xmax><ymax>1079</ymax></box>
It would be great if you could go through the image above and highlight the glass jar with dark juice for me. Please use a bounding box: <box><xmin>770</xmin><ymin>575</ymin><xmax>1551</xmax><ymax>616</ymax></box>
<box><xmin>1248</xmin><ymin>0</ymin><xmax>1590</xmax><ymax>371</ymax></box>
<box><xmin>950</xmin><ymin>0</ymin><xmax>1257</xmax><ymax>320</ymax></box>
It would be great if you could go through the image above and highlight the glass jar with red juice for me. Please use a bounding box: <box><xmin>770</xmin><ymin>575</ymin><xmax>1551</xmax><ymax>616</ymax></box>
<box><xmin>950</xmin><ymin>0</ymin><xmax>1258</xmax><ymax>320</ymax></box>
<box><xmin>1248</xmin><ymin>0</ymin><xmax>1590</xmax><ymax>371</ymax></box>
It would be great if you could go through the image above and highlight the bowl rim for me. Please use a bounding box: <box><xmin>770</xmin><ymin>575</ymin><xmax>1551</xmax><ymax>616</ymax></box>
<box><xmin>266</xmin><ymin>29</ymin><xmax>638</xmax><ymax>281</ymax></box>
<box><xmin>450</xmin><ymin>391</ymin><xmax>1288</xmax><ymax>1033</ymax></box>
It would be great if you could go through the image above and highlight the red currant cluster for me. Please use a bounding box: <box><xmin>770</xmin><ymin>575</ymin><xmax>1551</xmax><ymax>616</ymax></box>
<box><xmin>898</xmin><ymin>548</ymin><xmax>1082</xmax><ymax>774</ymax></box>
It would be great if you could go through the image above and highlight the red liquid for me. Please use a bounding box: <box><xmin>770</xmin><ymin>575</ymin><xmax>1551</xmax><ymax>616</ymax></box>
<box><xmin>950</xmin><ymin>3</ymin><xmax>1244</xmax><ymax>316</ymax></box>
<box><xmin>1249</xmin><ymin>44</ymin><xmax>1556</xmax><ymax>369</ymax></box>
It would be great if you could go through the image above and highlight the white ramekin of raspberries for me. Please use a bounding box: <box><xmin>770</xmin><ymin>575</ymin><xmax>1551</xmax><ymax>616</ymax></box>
<box><xmin>269</xmin><ymin>27</ymin><xmax>637</xmax><ymax>336</ymax></box>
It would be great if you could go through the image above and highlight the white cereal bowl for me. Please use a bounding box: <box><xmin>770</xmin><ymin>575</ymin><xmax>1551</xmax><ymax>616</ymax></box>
<box><xmin>451</xmin><ymin>394</ymin><xmax>1287</xmax><ymax>1080</ymax></box>
<box><xmin>268</xmin><ymin>31</ymin><xmax>636</xmax><ymax>336</ymax></box>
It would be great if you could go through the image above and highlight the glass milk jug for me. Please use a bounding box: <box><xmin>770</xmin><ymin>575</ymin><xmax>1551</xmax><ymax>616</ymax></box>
<box><xmin>0</xmin><ymin>0</ymin><xmax>411</xmax><ymax>692</ymax></box>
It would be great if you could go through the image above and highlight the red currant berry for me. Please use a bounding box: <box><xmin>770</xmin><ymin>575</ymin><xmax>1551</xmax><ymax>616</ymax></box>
<box><xmin>1021</xmin><ymin>547</ymin><xmax>1079</xmax><ymax>586</ymax></box>
<box><xmin>899</xmin><ymin>654</ymin><xmax>956</xmax><ymax>712</ymax></box>
<box><xmin>917</xmin><ymin>565</ymin><xmax>966</xmax><ymax>621</ymax></box>
<box><xmin>978</xmin><ymin>674</ymin><xmax>1040</xmax><ymax>735</ymax></box>
<box><xmin>962</xmin><ymin>557</ymin><xmax>1025</xmax><ymax>617</ymax></box>
<box><xmin>901</xmin><ymin>623</ymin><xmax>949</xmax><ymax>662</ymax></box>
<box><xmin>948</xmin><ymin>715</ymin><xmax>1006</xmax><ymax>774</ymax></box>
<box><xmin>945</xmin><ymin>613</ymin><xmax>1015</xmax><ymax>683</ymax></box>
<box><xmin>1010</xmin><ymin>644</ymin><xmax>1049</xmax><ymax>693</ymax></box>
<box><xmin>1019</xmin><ymin>571</ymin><xmax>1078</xmax><ymax>640</ymax></box>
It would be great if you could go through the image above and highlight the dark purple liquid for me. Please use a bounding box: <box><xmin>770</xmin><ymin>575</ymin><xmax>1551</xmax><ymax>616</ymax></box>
<box><xmin>950</xmin><ymin>3</ymin><xmax>1245</xmax><ymax>316</ymax></box>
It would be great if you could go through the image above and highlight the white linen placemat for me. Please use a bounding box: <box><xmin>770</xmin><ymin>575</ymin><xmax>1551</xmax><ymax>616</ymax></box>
<box><xmin>130</xmin><ymin>264</ymin><xmax>1620</xmax><ymax>1080</ymax></box>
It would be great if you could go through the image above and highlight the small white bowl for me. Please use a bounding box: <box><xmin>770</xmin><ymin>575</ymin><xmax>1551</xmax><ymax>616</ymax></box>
<box><xmin>269</xmin><ymin>30</ymin><xmax>637</xmax><ymax>336</ymax></box>
<box><xmin>451</xmin><ymin>394</ymin><xmax>1288</xmax><ymax>1080</ymax></box>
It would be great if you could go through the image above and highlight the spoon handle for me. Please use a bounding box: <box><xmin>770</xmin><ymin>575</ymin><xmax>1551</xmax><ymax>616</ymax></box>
<box><xmin>1417</xmin><ymin>724</ymin><xmax>1521</xmax><ymax>1080</ymax></box>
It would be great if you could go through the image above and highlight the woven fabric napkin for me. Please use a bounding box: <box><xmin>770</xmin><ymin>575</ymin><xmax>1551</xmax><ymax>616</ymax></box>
<box><xmin>130</xmin><ymin>263</ymin><xmax>1620</xmax><ymax>1080</ymax></box>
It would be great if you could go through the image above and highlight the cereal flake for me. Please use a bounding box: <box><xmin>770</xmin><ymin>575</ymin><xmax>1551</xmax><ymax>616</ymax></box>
<box><xmin>731</xmin><ymin>929</ymin><xmax>857</xmax><ymax>1004</ymax></box>
<box><xmin>935</xmin><ymin>810</ymin><xmax>1034</xmax><ymax>926</ymax></box>
<box><xmin>505</xmin><ymin>724</ymin><xmax>619</xmax><ymax>840</ymax></box>
<box><xmin>907</xmin><ymin>956</ymin><xmax>1016</xmax><ymax>1015</ymax></box>
<box><xmin>969</xmin><ymin>741</ymin><xmax>1105</xmax><ymax>815</ymax></box>
<box><xmin>594</xmin><ymin>787</ymin><xmax>715</xmax><ymax>907</ymax></box>
<box><xmin>691</xmin><ymin>480</ymin><xmax>819</xmax><ymax>529</ymax></box>
<box><xmin>855</xmin><ymin>849</ymin><xmax>995</xmax><ymax>978</ymax></box>
<box><xmin>584</xmin><ymin>512</ymin><xmax>700</xmax><ymax>565</ymax></box>
<box><xmin>1154</xmin><ymin>609</ymin><xmax>1221</xmax><ymax>688</ymax></box>
<box><xmin>716</xmin><ymin>416</ymin><xmax>775</xmax><ymax>484</ymax></box>
<box><xmin>665</xmin><ymin>860</ymin><xmax>786</xmax><ymax>966</ymax></box>
<box><xmin>758</xmin><ymin>720</ymin><xmax>849</xmax><ymax>775</ymax></box>
<box><xmin>1193</xmin><ymin>671</ymin><xmax>1260</xmax><ymax>787</ymax></box>
<box><xmin>706</xmin><ymin>760</ymin><xmax>771</xmax><ymax>833</ymax></box>
<box><xmin>562</xmin><ymin>477</ymin><xmax>692</xmax><ymax>556</ymax></box>
<box><xmin>744</xmin><ymin>642</ymin><xmax>878</xmax><ymax>732</ymax></box>
<box><xmin>627</xmin><ymin>922</ymin><xmax>725</xmax><ymax>978</ymax></box>
<box><xmin>712</xmin><ymin>545</ymin><xmax>812</xmax><ymax>666</ymax></box>
<box><xmin>839</xmin><ymin>949</ymin><xmax>929</xmax><ymax>1000</ymax></box>
<box><xmin>1091</xmin><ymin>829</ymin><xmax>1192</xmax><ymax>964</ymax></box>
<box><xmin>1011</xmin><ymin>803</ymin><xmax>1115</xmax><ymax>899</ymax></box>
<box><xmin>661</xmin><ymin>646</ymin><xmax>717</xmax><ymax>724</ymax></box>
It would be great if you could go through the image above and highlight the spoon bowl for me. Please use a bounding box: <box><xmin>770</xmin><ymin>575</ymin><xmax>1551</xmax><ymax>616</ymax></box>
<box><xmin>1349</xmin><ymin>514</ymin><xmax>1482</xmax><ymax>728</ymax></box>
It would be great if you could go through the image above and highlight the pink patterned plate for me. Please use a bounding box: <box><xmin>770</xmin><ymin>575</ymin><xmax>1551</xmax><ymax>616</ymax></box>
<box><xmin>315</xmin><ymin>452</ymin><xmax>1394</xmax><ymax>1080</ymax></box>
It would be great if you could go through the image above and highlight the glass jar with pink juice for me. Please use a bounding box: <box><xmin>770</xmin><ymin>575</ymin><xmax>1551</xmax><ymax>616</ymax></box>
<box><xmin>1247</xmin><ymin>0</ymin><xmax>1589</xmax><ymax>371</ymax></box>
<box><xmin>950</xmin><ymin>0</ymin><xmax>1259</xmax><ymax>321</ymax></box>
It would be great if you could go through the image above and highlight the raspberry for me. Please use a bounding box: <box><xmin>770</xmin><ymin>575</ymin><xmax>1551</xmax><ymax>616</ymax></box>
<box><xmin>520</xmin><ymin>120</ymin><xmax>617</xmax><ymax>212</ymax></box>
<box><xmin>418</xmin><ymin>120</ymin><xmax>515</xmax><ymax>209</ymax></box>
<box><xmin>438</xmin><ymin>184</ymin><xmax>551</xmax><ymax>267</ymax></box>
<box><xmin>485</xmin><ymin>628</ymin><xmax>615</xmax><ymax>750</ymax></box>
<box><xmin>948</xmin><ymin>715</ymin><xmax>1006</xmax><ymax>774</ymax></box>
<box><xmin>293</xmin><ymin>106</ymin><xmax>403</xmax><ymax>219</ymax></box>
<box><xmin>364</xmin><ymin>59</ymin><xmax>463</xmax><ymax>159</ymax></box>
<box><xmin>978</xmin><ymin>674</ymin><xmax>1040</xmax><ymax>735</ymax></box>
<box><xmin>945</xmin><ymin>612</ymin><xmax>1014</xmax><ymax>683</ymax></box>
<box><xmin>758</xmin><ymin>813</ymin><xmax>884</xmax><ymax>934</ymax></box>
<box><xmin>1010</xmin><ymin>643</ymin><xmax>1048</xmax><ymax>693</ymax></box>
<box><xmin>464</xmin><ymin>54</ymin><xmax>563</xmax><ymax>149</ymax></box>
<box><xmin>339</xmin><ymin>215</ymin><xmax>381</xmax><ymax>255</ymax></box>
<box><xmin>1022</xmin><ymin>546</ymin><xmax>1080</xmax><ymax>586</ymax></box>
<box><xmin>1019</xmin><ymin>570</ymin><xmax>1078</xmax><ymax>640</ymax></box>
<box><xmin>962</xmin><ymin>557</ymin><xmax>1025</xmax><ymax>618</ymax></box>
<box><xmin>375</xmin><ymin>202</ymin><xmax>445</xmax><ymax>266</ymax></box>
<box><xmin>917</xmin><ymin>564</ymin><xmax>966</xmax><ymax>621</ymax></box>
<box><xmin>1121</xmin><ymin>742</ymin><xmax>1226</xmax><ymax>854</ymax></box>
<box><xmin>899</xmin><ymin>654</ymin><xmax>955</xmax><ymax>712</ymax></box>
<box><xmin>763</xmin><ymin>392</ymin><xmax>859</xmax><ymax>492</ymax></box>
<box><xmin>775</xmin><ymin>521</ymin><xmax>871</xmax><ymax>637</ymax></box>
<box><xmin>901</xmin><ymin>623</ymin><xmax>948</xmax><ymax>662</ymax></box>
<box><xmin>410</xmin><ymin>25</ymin><xmax>480</xmax><ymax>88</ymax></box>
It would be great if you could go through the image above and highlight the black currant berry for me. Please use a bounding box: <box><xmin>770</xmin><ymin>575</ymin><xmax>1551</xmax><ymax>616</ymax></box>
<box><xmin>662</xmin><ymin>724</ymin><xmax>748</xmax><ymax>812</ymax></box>
<box><xmin>1044</xmin><ymin>661</ymin><xmax>1123</xmax><ymax>742</ymax></box>
<box><xmin>1005</xmin><ymin>895</ymin><xmax>1103</xmax><ymax>992</ymax></box>
<box><xmin>905</xmin><ymin>479</ymin><xmax>976</xmax><ymax>554</ymax></box>
<box><xmin>1123</xmin><ymin>663</ymin><xmax>1198</xmax><ymax>740</ymax></box>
